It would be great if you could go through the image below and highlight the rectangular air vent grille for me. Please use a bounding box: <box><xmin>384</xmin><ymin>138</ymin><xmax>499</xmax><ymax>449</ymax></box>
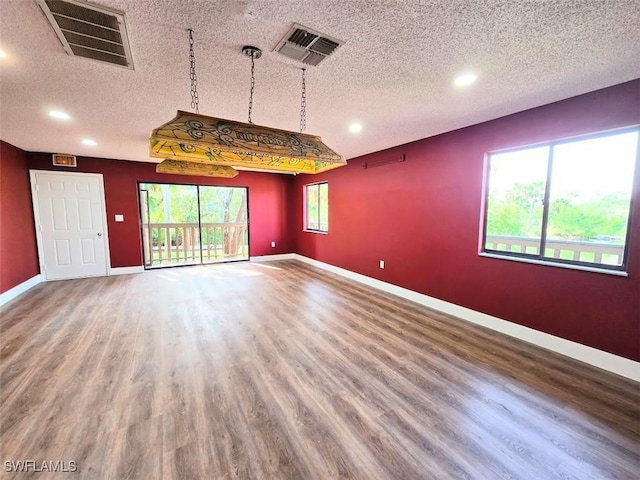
<box><xmin>275</xmin><ymin>24</ymin><xmax>343</xmax><ymax>67</ymax></box>
<box><xmin>289</xmin><ymin>29</ymin><xmax>318</xmax><ymax>48</ymax></box>
<box><xmin>52</xmin><ymin>153</ymin><xmax>77</xmax><ymax>167</ymax></box>
<box><xmin>277</xmin><ymin>42</ymin><xmax>309</xmax><ymax>61</ymax></box>
<box><xmin>303</xmin><ymin>51</ymin><xmax>325</xmax><ymax>66</ymax></box>
<box><xmin>37</xmin><ymin>0</ymin><xmax>134</xmax><ymax>69</ymax></box>
<box><xmin>309</xmin><ymin>37</ymin><xmax>340</xmax><ymax>56</ymax></box>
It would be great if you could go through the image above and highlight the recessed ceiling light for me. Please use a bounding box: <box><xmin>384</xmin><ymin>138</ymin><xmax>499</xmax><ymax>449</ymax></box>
<box><xmin>49</xmin><ymin>110</ymin><xmax>70</xmax><ymax>120</ymax></box>
<box><xmin>0</xmin><ymin>50</ymin><xmax>7</xmax><ymax>59</ymax></box>
<box><xmin>454</xmin><ymin>73</ymin><xmax>477</xmax><ymax>87</ymax></box>
<box><xmin>82</xmin><ymin>139</ymin><xmax>97</xmax><ymax>146</ymax></box>
<box><xmin>348</xmin><ymin>123</ymin><xmax>363</xmax><ymax>134</ymax></box>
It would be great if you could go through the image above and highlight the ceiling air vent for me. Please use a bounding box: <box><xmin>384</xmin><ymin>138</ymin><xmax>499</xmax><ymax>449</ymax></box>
<box><xmin>36</xmin><ymin>0</ymin><xmax>134</xmax><ymax>69</ymax></box>
<box><xmin>275</xmin><ymin>24</ymin><xmax>343</xmax><ymax>67</ymax></box>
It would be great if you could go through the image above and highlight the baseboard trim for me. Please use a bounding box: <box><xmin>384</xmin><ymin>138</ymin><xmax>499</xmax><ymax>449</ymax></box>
<box><xmin>250</xmin><ymin>254</ymin><xmax>296</xmax><ymax>262</ymax></box>
<box><xmin>0</xmin><ymin>274</ymin><xmax>44</xmax><ymax>307</ymax></box>
<box><xmin>108</xmin><ymin>266</ymin><xmax>144</xmax><ymax>276</ymax></box>
<box><xmin>287</xmin><ymin>254</ymin><xmax>639</xmax><ymax>382</ymax></box>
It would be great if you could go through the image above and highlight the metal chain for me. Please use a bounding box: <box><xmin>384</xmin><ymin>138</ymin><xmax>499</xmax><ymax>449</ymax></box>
<box><xmin>300</xmin><ymin>68</ymin><xmax>307</xmax><ymax>132</ymax></box>
<box><xmin>188</xmin><ymin>29</ymin><xmax>199</xmax><ymax>114</ymax></box>
<box><xmin>248</xmin><ymin>51</ymin><xmax>256</xmax><ymax>124</ymax></box>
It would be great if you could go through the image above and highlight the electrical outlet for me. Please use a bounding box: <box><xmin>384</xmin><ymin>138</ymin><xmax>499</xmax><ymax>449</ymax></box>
<box><xmin>271</xmin><ymin>241</ymin><xmax>276</xmax><ymax>247</ymax></box>
<box><xmin>379</xmin><ymin>260</ymin><xmax>385</xmax><ymax>269</ymax></box>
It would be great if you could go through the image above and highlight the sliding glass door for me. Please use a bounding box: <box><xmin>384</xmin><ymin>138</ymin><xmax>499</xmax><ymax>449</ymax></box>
<box><xmin>139</xmin><ymin>183</ymin><xmax>248</xmax><ymax>268</ymax></box>
<box><xmin>198</xmin><ymin>186</ymin><xmax>248</xmax><ymax>264</ymax></box>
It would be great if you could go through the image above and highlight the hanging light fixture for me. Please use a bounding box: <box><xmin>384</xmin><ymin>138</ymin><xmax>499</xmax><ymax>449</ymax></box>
<box><xmin>150</xmin><ymin>36</ymin><xmax>346</xmax><ymax>175</ymax></box>
<box><xmin>155</xmin><ymin>30</ymin><xmax>238</xmax><ymax>178</ymax></box>
<box><xmin>299</xmin><ymin>68</ymin><xmax>306</xmax><ymax>133</ymax></box>
<box><xmin>156</xmin><ymin>159</ymin><xmax>239</xmax><ymax>177</ymax></box>
<box><xmin>243</xmin><ymin>45</ymin><xmax>261</xmax><ymax>125</ymax></box>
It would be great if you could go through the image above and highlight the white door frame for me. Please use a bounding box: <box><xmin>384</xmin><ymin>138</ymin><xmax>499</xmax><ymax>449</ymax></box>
<box><xmin>30</xmin><ymin>170</ymin><xmax>112</xmax><ymax>280</ymax></box>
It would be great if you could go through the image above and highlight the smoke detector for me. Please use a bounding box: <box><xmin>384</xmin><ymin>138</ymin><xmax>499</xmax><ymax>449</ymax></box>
<box><xmin>275</xmin><ymin>24</ymin><xmax>344</xmax><ymax>66</ymax></box>
<box><xmin>36</xmin><ymin>0</ymin><xmax>134</xmax><ymax>69</ymax></box>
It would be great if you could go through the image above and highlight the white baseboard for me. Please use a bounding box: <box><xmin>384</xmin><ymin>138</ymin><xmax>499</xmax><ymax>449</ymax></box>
<box><xmin>250</xmin><ymin>254</ymin><xmax>296</xmax><ymax>262</ymax></box>
<box><xmin>108</xmin><ymin>266</ymin><xmax>144</xmax><ymax>276</ymax></box>
<box><xmin>285</xmin><ymin>254</ymin><xmax>639</xmax><ymax>381</ymax></box>
<box><xmin>0</xmin><ymin>274</ymin><xmax>44</xmax><ymax>307</ymax></box>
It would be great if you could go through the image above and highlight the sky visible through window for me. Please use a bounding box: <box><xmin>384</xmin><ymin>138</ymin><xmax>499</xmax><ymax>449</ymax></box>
<box><xmin>489</xmin><ymin>131</ymin><xmax>637</xmax><ymax>201</ymax></box>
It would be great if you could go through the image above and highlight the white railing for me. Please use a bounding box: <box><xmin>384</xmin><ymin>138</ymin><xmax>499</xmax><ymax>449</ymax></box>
<box><xmin>306</xmin><ymin>222</ymin><xmax>328</xmax><ymax>232</ymax></box>
<box><xmin>142</xmin><ymin>222</ymin><xmax>248</xmax><ymax>266</ymax></box>
<box><xmin>485</xmin><ymin>235</ymin><xmax>624</xmax><ymax>265</ymax></box>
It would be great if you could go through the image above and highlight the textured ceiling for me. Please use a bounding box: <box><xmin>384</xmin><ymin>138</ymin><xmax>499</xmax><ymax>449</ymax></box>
<box><xmin>1</xmin><ymin>0</ymin><xmax>639</xmax><ymax>165</ymax></box>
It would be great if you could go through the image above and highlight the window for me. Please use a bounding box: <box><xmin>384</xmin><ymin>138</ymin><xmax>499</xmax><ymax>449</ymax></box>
<box><xmin>482</xmin><ymin>128</ymin><xmax>638</xmax><ymax>271</ymax></box>
<box><xmin>305</xmin><ymin>182</ymin><xmax>328</xmax><ymax>232</ymax></box>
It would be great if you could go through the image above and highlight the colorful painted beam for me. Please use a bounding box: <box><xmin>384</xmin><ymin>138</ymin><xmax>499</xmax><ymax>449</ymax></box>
<box><xmin>150</xmin><ymin>111</ymin><xmax>346</xmax><ymax>174</ymax></box>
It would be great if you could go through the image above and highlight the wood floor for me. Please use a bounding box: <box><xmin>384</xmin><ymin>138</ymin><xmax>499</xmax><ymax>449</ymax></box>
<box><xmin>0</xmin><ymin>260</ymin><xmax>638</xmax><ymax>479</ymax></box>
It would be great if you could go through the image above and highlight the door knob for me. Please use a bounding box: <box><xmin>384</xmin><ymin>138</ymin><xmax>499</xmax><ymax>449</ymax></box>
<box><xmin>97</xmin><ymin>233</ymin><xmax>102</xmax><ymax>237</ymax></box>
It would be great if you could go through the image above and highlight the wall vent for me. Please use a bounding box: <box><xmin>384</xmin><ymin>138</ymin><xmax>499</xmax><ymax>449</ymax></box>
<box><xmin>275</xmin><ymin>24</ymin><xmax>343</xmax><ymax>66</ymax></box>
<box><xmin>52</xmin><ymin>153</ymin><xmax>77</xmax><ymax>167</ymax></box>
<box><xmin>36</xmin><ymin>0</ymin><xmax>134</xmax><ymax>69</ymax></box>
<box><xmin>363</xmin><ymin>154</ymin><xmax>405</xmax><ymax>170</ymax></box>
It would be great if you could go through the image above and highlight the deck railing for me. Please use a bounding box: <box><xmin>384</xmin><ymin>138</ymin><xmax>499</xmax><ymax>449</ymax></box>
<box><xmin>142</xmin><ymin>222</ymin><xmax>248</xmax><ymax>266</ymax></box>
<box><xmin>485</xmin><ymin>235</ymin><xmax>624</xmax><ymax>265</ymax></box>
<box><xmin>306</xmin><ymin>222</ymin><xmax>329</xmax><ymax>232</ymax></box>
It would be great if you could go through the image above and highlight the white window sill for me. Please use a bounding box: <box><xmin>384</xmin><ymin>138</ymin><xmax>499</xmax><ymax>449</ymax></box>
<box><xmin>479</xmin><ymin>252</ymin><xmax>628</xmax><ymax>277</ymax></box>
<box><xmin>304</xmin><ymin>229</ymin><xmax>328</xmax><ymax>235</ymax></box>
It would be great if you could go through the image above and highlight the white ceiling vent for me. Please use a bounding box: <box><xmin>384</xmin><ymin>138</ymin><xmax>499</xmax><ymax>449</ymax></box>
<box><xmin>275</xmin><ymin>24</ymin><xmax>343</xmax><ymax>66</ymax></box>
<box><xmin>36</xmin><ymin>0</ymin><xmax>134</xmax><ymax>69</ymax></box>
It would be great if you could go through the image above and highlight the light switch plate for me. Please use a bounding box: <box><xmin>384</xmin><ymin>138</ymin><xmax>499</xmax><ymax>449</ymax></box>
<box><xmin>115</xmin><ymin>214</ymin><xmax>124</xmax><ymax>222</ymax></box>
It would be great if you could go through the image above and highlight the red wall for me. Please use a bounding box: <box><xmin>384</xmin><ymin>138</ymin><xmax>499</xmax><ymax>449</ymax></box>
<box><xmin>27</xmin><ymin>155</ymin><xmax>294</xmax><ymax>268</ymax></box>
<box><xmin>292</xmin><ymin>80</ymin><xmax>640</xmax><ymax>361</ymax></box>
<box><xmin>0</xmin><ymin>141</ymin><xmax>40</xmax><ymax>293</ymax></box>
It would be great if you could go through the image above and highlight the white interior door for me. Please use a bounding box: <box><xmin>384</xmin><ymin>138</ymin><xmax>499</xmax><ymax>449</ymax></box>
<box><xmin>31</xmin><ymin>171</ymin><xmax>109</xmax><ymax>280</ymax></box>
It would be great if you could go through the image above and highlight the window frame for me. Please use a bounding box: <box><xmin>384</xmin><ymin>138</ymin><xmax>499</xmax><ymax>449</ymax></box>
<box><xmin>304</xmin><ymin>181</ymin><xmax>329</xmax><ymax>234</ymax></box>
<box><xmin>480</xmin><ymin>126</ymin><xmax>639</xmax><ymax>274</ymax></box>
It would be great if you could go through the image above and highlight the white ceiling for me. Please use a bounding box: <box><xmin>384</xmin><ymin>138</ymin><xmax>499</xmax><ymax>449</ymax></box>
<box><xmin>1</xmin><ymin>0</ymin><xmax>639</xmax><ymax>164</ymax></box>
